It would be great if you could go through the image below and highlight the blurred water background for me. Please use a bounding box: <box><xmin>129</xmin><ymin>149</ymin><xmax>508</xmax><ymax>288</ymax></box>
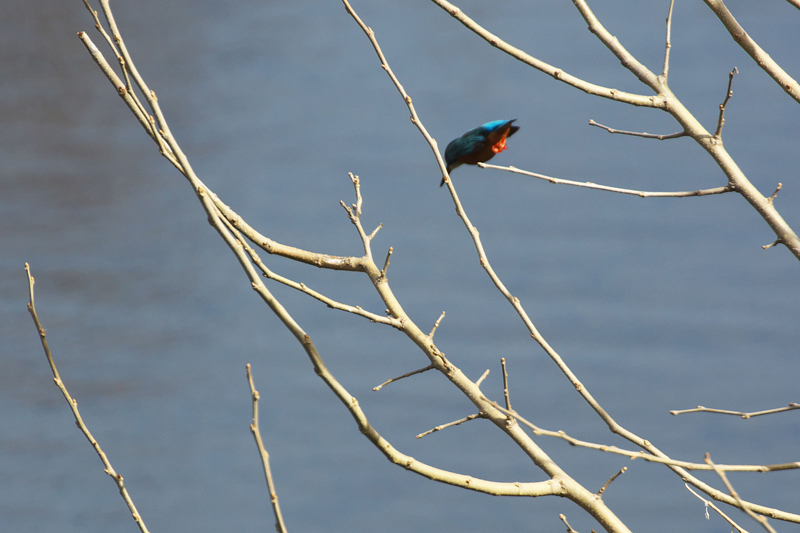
<box><xmin>1</xmin><ymin>1</ymin><xmax>799</xmax><ymax>532</ymax></box>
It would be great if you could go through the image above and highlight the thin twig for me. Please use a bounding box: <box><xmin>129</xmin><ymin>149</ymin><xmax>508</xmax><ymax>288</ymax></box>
<box><xmin>25</xmin><ymin>264</ymin><xmax>150</xmax><ymax>533</ymax></box>
<box><xmin>762</xmin><ymin>239</ymin><xmax>782</xmax><ymax>250</ymax></box>
<box><xmin>417</xmin><ymin>414</ymin><xmax>482</xmax><ymax>439</ymax></box>
<box><xmin>246</xmin><ymin>364</ymin><xmax>289</xmax><ymax>533</ymax></box>
<box><xmin>685</xmin><ymin>484</ymin><xmax>750</xmax><ymax>533</ymax></box>
<box><xmin>589</xmin><ymin>119</ymin><xmax>686</xmax><ymax>140</ymax></box>
<box><xmin>368</xmin><ymin>223</ymin><xmax>383</xmax><ymax>241</ymax></box>
<box><xmin>559</xmin><ymin>514</ymin><xmax>580</xmax><ymax>533</ymax></box>
<box><xmin>767</xmin><ymin>183</ymin><xmax>782</xmax><ymax>204</ymax></box>
<box><xmin>475</xmin><ymin>369</ymin><xmax>490</xmax><ymax>387</ymax></box>
<box><xmin>670</xmin><ymin>403</ymin><xmax>799</xmax><ymax>419</ymax></box>
<box><xmin>380</xmin><ymin>247</ymin><xmax>393</xmax><ymax>279</ymax></box>
<box><xmin>428</xmin><ymin>311</ymin><xmax>446</xmax><ymax>339</ymax></box>
<box><xmin>706</xmin><ymin>454</ymin><xmax>778</xmax><ymax>533</ymax></box>
<box><xmin>373</xmin><ymin>365</ymin><xmax>434</xmax><ymax>391</ymax></box>
<box><xmin>661</xmin><ymin>0</ymin><xmax>676</xmax><ymax>81</ymax></box>
<box><xmin>597</xmin><ymin>468</ymin><xmax>627</xmax><ymax>497</ymax></box>
<box><xmin>714</xmin><ymin>67</ymin><xmax>738</xmax><ymax>139</ymax></box>
<box><xmin>500</xmin><ymin>358</ymin><xmax>511</xmax><ymax>411</ymax></box>
<box><xmin>479</xmin><ymin>163</ymin><xmax>731</xmax><ymax>198</ymax></box>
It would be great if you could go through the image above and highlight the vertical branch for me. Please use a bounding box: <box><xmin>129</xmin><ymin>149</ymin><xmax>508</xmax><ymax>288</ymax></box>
<box><xmin>661</xmin><ymin>0</ymin><xmax>676</xmax><ymax>80</ymax></box>
<box><xmin>246</xmin><ymin>365</ymin><xmax>289</xmax><ymax>533</ymax></box>
<box><xmin>714</xmin><ymin>67</ymin><xmax>738</xmax><ymax>139</ymax></box>
<box><xmin>500</xmin><ymin>358</ymin><xmax>511</xmax><ymax>411</ymax></box>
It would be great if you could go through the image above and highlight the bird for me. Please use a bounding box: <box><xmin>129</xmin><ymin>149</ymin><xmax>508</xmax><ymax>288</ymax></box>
<box><xmin>441</xmin><ymin>119</ymin><xmax>519</xmax><ymax>186</ymax></box>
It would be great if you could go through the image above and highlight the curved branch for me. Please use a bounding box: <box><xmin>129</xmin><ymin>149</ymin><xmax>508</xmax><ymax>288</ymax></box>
<box><xmin>428</xmin><ymin>0</ymin><xmax>663</xmax><ymax>108</ymax></box>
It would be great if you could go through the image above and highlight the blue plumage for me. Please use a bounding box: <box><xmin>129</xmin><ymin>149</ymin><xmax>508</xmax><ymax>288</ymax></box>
<box><xmin>441</xmin><ymin>119</ymin><xmax>519</xmax><ymax>186</ymax></box>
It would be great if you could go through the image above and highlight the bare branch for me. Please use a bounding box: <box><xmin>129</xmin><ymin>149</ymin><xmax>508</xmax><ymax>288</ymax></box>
<box><xmin>597</xmin><ymin>468</ymin><xmax>627</xmax><ymax>498</ymax></box>
<box><xmin>589</xmin><ymin>119</ymin><xmax>686</xmax><ymax>140</ymax></box>
<box><xmin>767</xmin><ymin>183</ymin><xmax>782</xmax><ymax>204</ymax></box>
<box><xmin>368</xmin><ymin>223</ymin><xmax>383</xmax><ymax>241</ymax></box>
<box><xmin>428</xmin><ymin>0</ymin><xmax>662</xmax><ymax>107</ymax></box>
<box><xmin>661</xmin><ymin>0</ymin><xmax>676</xmax><ymax>81</ymax></box>
<box><xmin>479</xmin><ymin>163</ymin><xmax>732</xmax><ymax>198</ymax></box>
<box><xmin>419</xmin><ymin>0</ymin><xmax>800</xmax><ymax>521</ymax></box>
<box><xmin>714</xmin><ymin>67</ymin><xmax>739</xmax><ymax>139</ymax></box>
<box><xmin>428</xmin><ymin>311</ymin><xmax>446</xmax><ymax>339</ymax></box>
<box><xmin>707</xmin><ymin>454</ymin><xmax>778</xmax><ymax>533</ymax></box>
<box><xmin>380</xmin><ymin>247</ymin><xmax>393</xmax><ymax>279</ymax></box>
<box><xmin>246</xmin><ymin>365</ymin><xmax>289</xmax><ymax>533</ymax></box>
<box><xmin>704</xmin><ymin>0</ymin><xmax>800</xmax><ymax>105</ymax></box>
<box><xmin>685</xmin><ymin>484</ymin><xmax>750</xmax><ymax>533</ymax></box>
<box><xmin>77</xmin><ymin>32</ymin><xmax>168</xmax><ymax>156</ymax></box>
<box><xmin>25</xmin><ymin>264</ymin><xmax>150</xmax><ymax>533</ymax></box>
<box><xmin>213</xmin><ymin>193</ymin><xmax>364</xmax><ymax>272</ymax></box>
<box><xmin>373</xmin><ymin>365</ymin><xmax>435</xmax><ymax>391</ymax></box>
<box><xmin>571</xmin><ymin>0</ymin><xmax>662</xmax><ymax>92</ymax></box>
<box><xmin>492</xmin><ymin>403</ymin><xmax>800</xmax><ymax>473</ymax></box>
<box><xmin>475</xmin><ymin>369</ymin><xmax>490</xmax><ymax>387</ymax></box>
<box><xmin>417</xmin><ymin>413</ymin><xmax>482</xmax><ymax>439</ymax></box>
<box><xmin>670</xmin><ymin>403</ymin><xmax>800</xmax><ymax>419</ymax></box>
<box><xmin>500</xmin><ymin>358</ymin><xmax>511</xmax><ymax>411</ymax></box>
<box><xmin>216</xmin><ymin>213</ymin><xmax>401</xmax><ymax>328</ymax></box>
<box><xmin>207</xmin><ymin>176</ymin><xmax>558</xmax><ymax>498</ymax></box>
<box><xmin>559</xmin><ymin>514</ymin><xmax>581</xmax><ymax>533</ymax></box>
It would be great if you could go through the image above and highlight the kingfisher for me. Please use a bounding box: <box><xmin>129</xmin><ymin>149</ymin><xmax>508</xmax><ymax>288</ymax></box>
<box><xmin>441</xmin><ymin>119</ymin><xmax>519</xmax><ymax>186</ymax></box>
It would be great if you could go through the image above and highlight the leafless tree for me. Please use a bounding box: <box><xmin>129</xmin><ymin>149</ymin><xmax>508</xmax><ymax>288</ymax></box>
<box><xmin>28</xmin><ymin>1</ymin><xmax>799</xmax><ymax>532</ymax></box>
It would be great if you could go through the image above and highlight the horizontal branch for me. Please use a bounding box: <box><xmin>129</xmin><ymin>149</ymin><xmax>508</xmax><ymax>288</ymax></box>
<box><xmin>671</xmin><ymin>403</ymin><xmax>800</xmax><ymax>419</ymax></box>
<box><xmin>589</xmin><ymin>119</ymin><xmax>686</xmax><ymax>140</ymax></box>
<box><xmin>491</xmin><ymin>403</ymin><xmax>800</xmax><ymax>473</ymax></box>
<box><xmin>417</xmin><ymin>413</ymin><xmax>482</xmax><ymax>439</ymax></box>
<box><xmin>479</xmin><ymin>163</ymin><xmax>732</xmax><ymax>198</ymax></box>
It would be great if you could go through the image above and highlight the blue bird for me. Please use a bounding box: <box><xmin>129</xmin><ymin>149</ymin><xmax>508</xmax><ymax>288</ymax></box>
<box><xmin>441</xmin><ymin>119</ymin><xmax>519</xmax><ymax>186</ymax></box>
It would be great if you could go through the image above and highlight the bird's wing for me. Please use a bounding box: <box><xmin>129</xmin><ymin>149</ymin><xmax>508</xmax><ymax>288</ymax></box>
<box><xmin>445</xmin><ymin>131</ymin><xmax>488</xmax><ymax>165</ymax></box>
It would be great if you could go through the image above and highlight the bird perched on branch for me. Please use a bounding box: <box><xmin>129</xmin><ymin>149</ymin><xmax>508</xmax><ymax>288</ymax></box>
<box><xmin>441</xmin><ymin>119</ymin><xmax>519</xmax><ymax>186</ymax></box>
